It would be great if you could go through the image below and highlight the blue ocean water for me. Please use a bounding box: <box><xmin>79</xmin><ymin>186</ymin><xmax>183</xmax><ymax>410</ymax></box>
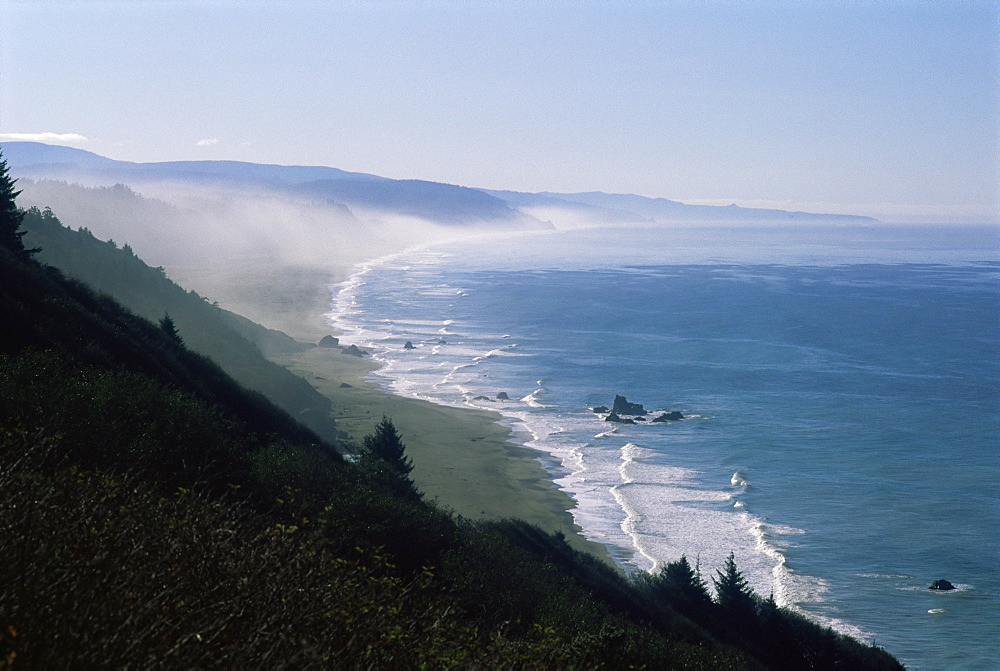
<box><xmin>329</xmin><ymin>224</ymin><xmax>1000</xmax><ymax>670</ymax></box>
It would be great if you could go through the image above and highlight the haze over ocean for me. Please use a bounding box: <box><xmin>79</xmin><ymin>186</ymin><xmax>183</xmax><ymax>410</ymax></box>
<box><xmin>330</xmin><ymin>223</ymin><xmax>999</xmax><ymax>671</ymax></box>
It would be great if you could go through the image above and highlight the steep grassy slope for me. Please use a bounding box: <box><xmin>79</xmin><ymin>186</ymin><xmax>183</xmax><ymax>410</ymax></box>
<box><xmin>20</xmin><ymin>206</ymin><xmax>339</xmax><ymax>444</ymax></box>
<box><xmin>0</xmin><ymin>216</ymin><xmax>903</xmax><ymax>668</ymax></box>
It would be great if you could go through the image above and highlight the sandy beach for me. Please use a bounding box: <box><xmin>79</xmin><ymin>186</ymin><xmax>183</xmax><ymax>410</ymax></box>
<box><xmin>176</xmin><ymin>256</ymin><xmax>612</xmax><ymax>561</ymax></box>
<box><xmin>178</xmin><ymin>256</ymin><xmax>607</xmax><ymax>561</ymax></box>
<box><xmin>272</xmin><ymin>345</ymin><xmax>612</xmax><ymax>561</ymax></box>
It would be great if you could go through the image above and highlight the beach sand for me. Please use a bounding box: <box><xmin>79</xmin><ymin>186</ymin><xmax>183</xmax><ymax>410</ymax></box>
<box><xmin>273</xmin><ymin>346</ymin><xmax>613</xmax><ymax>561</ymax></box>
<box><xmin>179</xmin><ymin>258</ymin><xmax>613</xmax><ymax>562</ymax></box>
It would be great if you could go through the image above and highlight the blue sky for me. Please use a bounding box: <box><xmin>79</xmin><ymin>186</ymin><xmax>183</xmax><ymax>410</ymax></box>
<box><xmin>1</xmin><ymin>0</ymin><xmax>996</xmax><ymax>223</ymax></box>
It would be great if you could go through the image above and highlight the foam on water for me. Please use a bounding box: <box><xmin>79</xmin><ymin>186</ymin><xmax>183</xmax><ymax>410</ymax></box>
<box><xmin>325</xmin><ymin>227</ymin><xmax>1000</xmax><ymax>669</ymax></box>
<box><xmin>330</xmin><ymin>252</ymin><xmax>855</xmax><ymax>625</ymax></box>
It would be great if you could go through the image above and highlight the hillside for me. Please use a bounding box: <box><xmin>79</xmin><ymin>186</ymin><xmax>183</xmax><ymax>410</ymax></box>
<box><xmin>1</xmin><ymin>141</ymin><xmax>538</xmax><ymax>227</ymax></box>
<box><xmin>4</xmin><ymin>141</ymin><xmax>878</xmax><ymax>228</ymax></box>
<box><xmin>0</xmin><ymin>150</ymin><xmax>906</xmax><ymax>669</ymax></box>
<box><xmin>19</xmin><ymin>205</ymin><xmax>340</xmax><ymax>444</ymax></box>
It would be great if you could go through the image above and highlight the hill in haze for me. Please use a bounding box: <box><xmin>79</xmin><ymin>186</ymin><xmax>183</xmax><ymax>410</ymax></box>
<box><xmin>19</xmin><ymin>205</ymin><xmax>341</xmax><ymax>444</ymax></box>
<box><xmin>4</xmin><ymin>141</ymin><xmax>877</xmax><ymax>231</ymax></box>
<box><xmin>1</xmin><ymin>141</ymin><xmax>542</xmax><ymax>227</ymax></box>
<box><xmin>0</xmin><ymin>153</ymin><xmax>904</xmax><ymax>669</ymax></box>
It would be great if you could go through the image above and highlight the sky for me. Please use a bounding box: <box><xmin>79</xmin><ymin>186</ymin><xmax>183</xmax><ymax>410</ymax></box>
<box><xmin>0</xmin><ymin>0</ymin><xmax>997</xmax><ymax>223</ymax></box>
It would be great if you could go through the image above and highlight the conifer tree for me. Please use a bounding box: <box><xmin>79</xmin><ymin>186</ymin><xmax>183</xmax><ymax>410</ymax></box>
<box><xmin>363</xmin><ymin>416</ymin><xmax>413</xmax><ymax>475</ymax></box>
<box><xmin>158</xmin><ymin>313</ymin><xmax>184</xmax><ymax>346</ymax></box>
<box><xmin>661</xmin><ymin>555</ymin><xmax>711</xmax><ymax>603</ymax></box>
<box><xmin>653</xmin><ymin>554</ymin><xmax>713</xmax><ymax>620</ymax></box>
<box><xmin>0</xmin><ymin>149</ymin><xmax>35</xmax><ymax>256</ymax></box>
<box><xmin>713</xmin><ymin>551</ymin><xmax>757</xmax><ymax>617</ymax></box>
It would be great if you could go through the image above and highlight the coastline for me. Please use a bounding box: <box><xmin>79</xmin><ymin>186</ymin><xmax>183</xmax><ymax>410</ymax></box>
<box><xmin>272</xmin><ymin>345</ymin><xmax>614</xmax><ymax>562</ymax></box>
<box><xmin>173</xmin><ymin>250</ymin><xmax>615</xmax><ymax>562</ymax></box>
<box><xmin>220</xmin><ymin>256</ymin><xmax>615</xmax><ymax>564</ymax></box>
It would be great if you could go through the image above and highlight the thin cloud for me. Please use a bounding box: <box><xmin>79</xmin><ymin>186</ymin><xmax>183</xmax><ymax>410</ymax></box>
<box><xmin>196</xmin><ymin>138</ymin><xmax>219</xmax><ymax>146</ymax></box>
<box><xmin>0</xmin><ymin>132</ymin><xmax>88</xmax><ymax>144</ymax></box>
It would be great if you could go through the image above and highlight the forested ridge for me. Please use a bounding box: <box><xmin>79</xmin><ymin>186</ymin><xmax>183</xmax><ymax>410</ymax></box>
<box><xmin>0</xmin><ymin>153</ymin><xmax>903</xmax><ymax>669</ymax></box>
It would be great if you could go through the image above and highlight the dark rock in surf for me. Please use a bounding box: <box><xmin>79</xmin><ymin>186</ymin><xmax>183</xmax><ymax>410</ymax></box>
<box><xmin>318</xmin><ymin>335</ymin><xmax>340</xmax><ymax>348</ymax></box>
<box><xmin>605</xmin><ymin>412</ymin><xmax>635</xmax><ymax>424</ymax></box>
<box><xmin>403</xmin><ymin>340</ymin><xmax>415</xmax><ymax>350</ymax></box>
<box><xmin>929</xmin><ymin>579</ymin><xmax>956</xmax><ymax>591</ymax></box>
<box><xmin>339</xmin><ymin>382</ymin><xmax>352</xmax><ymax>388</ymax></box>
<box><xmin>496</xmin><ymin>392</ymin><xmax>510</xmax><ymax>400</ymax></box>
<box><xmin>612</xmin><ymin>395</ymin><xmax>647</xmax><ymax>415</ymax></box>
<box><xmin>342</xmin><ymin>344</ymin><xmax>366</xmax><ymax>357</ymax></box>
<box><xmin>592</xmin><ymin>406</ymin><xmax>610</xmax><ymax>414</ymax></box>
<box><xmin>652</xmin><ymin>411</ymin><xmax>685</xmax><ymax>422</ymax></box>
<box><xmin>472</xmin><ymin>396</ymin><xmax>494</xmax><ymax>402</ymax></box>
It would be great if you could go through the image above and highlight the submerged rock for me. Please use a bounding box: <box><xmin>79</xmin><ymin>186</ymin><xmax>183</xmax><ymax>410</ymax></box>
<box><xmin>612</xmin><ymin>395</ymin><xmax>647</xmax><ymax>415</ymax></box>
<box><xmin>318</xmin><ymin>335</ymin><xmax>340</xmax><ymax>348</ymax></box>
<box><xmin>652</xmin><ymin>411</ymin><xmax>685</xmax><ymax>422</ymax></box>
<box><xmin>592</xmin><ymin>406</ymin><xmax>610</xmax><ymax>414</ymax></box>
<box><xmin>929</xmin><ymin>579</ymin><xmax>956</xmax><ymax>591</ymax></box>
<box><xmin>605</xmin><ymin>412</ymin><xmax>635</xmax><ymax>424</ymax></box>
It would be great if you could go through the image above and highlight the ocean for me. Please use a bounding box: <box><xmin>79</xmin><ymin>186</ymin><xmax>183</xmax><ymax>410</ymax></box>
<box><xmin>328</xmin><ymin>223</ymin><xmax>999</xmax><ymax>670</ymax></box>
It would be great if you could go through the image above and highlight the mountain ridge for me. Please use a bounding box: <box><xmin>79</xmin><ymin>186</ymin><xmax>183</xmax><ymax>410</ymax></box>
<box><xmin>3</xmin><ymin>141</ymin><xmax>878</xmax><ymax>224</ymax></box>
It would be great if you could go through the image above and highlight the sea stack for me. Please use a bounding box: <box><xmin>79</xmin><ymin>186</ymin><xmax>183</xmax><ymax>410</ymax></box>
<box><xmin>612</xmin><ymin>395</ymin><xmax>647</xmax><ymax>415</ymax></box>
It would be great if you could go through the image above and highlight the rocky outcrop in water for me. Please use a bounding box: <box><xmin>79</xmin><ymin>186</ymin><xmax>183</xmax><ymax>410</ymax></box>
<box><xmin>318</xmin><ymin>335</ymin><xmax>340</xmax><ymax>348</ymax></box>
<box><xmin>652</xmin><ymin>411</ymin><xmax>685</xmax><ymax>422</ymax></box>
<box><xmin>605</xmin><ymin>412</ymin><xmax>636</xmax><ymax>424</ymax></box>
<box><xmin>929</xmin><ymin>579</ymin><xmax>955</xmax><ymax>591</ymax></box>
<box><xmin>342</xmin><ymin>344</ymin><xmax>366</xmax><ymax>357</ymax></box>
<box><xmin>592</xmin><ymin>406</ymin><xmax>610</xmax><ymax>414</ymax></box>
<box><xmin>496</xmin><ymin>392</ymin><xmax>510</xmax><ymax>400</ymax></box>
<box><xmin>403</xmin><ymin>341</ymin><xmax>415</xmax><ymax>350</ymax></box>
<box><xmin>612</xmin><ymin>395</ymin><xmax>647</xmax><ymax>415</ymax></box>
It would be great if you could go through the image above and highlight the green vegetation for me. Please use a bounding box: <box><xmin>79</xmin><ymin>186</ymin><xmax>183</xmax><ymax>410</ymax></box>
<box><xmin>363</xmin><ymin>415</ymin><xmax>415</xmax><ymax>475</ymax></box>
<box><xmin>0</xmin><ymin>154</ymin><xmax>903</xmax><ymax>668</ymax></box>
<box><xmin>0</xmin><ymin>155</ymin><xmax>35</xmax><ymax>258</ymax></box>
<box><xmin>19</xmin><ymin>205</ymin><xmax>338</xmax><ymax>444</ymax></box>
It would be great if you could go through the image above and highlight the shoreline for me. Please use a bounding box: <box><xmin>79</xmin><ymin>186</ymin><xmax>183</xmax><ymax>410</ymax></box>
<box><xmin>272</xmin><ymin>346</ymin><xmax>615</xmax><ymax>563</ymax></box>
<box><xmin>174</xmin><ymin>254</ymin><xmax>616</xmax><ymax>564</ymax></box>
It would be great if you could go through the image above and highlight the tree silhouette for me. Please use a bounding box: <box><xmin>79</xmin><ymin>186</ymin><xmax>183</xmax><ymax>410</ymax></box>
<box><xmin>713</xmin><ymin>551</ymin><xmax>757</xmax><ymax>617</ymax></box>
<box><xmin>651</xmin><ymin>554</ymin><xmax>713</xmax><ymax>620</ymax></box>
<box><xmin>0</xmin><ymin>149</ymin><xmax>37</xmax><ymax>257</ymax></box>
<box><xmin>662</xmin><ymin>556</ymin><xmax>711</xmax><ymax>601</ymax></box>
<box><xmin>363</xmin><ymin>416</ymin><xmax>413</xmax><ymax>475</ymax></box>
<box><xmin>158</xmin><ymin>313</ymin><xmax>184</xmax><ymax>346</ymax></box>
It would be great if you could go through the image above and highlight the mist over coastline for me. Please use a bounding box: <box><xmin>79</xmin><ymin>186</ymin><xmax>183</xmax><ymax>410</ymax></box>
<box><xmin>4</xmin><ymin>141</ymin><xmax>997</xmax><ymax>669</ymax></box>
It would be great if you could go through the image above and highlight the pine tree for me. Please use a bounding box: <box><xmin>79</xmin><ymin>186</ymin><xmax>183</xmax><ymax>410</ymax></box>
<box><xmin>363</xmin><ymin>416</ymin><xmax>413</xmax><ymax>475</ymax></box>
<box><xmin>0</xmin><ymin>149</ymin><xmax>34</xmax><ymax>257</ymax></box>
<box><xmin>661</xmin><ymin>555</ymin><xmax>711</xmax><ymax>603</ymax></box>
<box><xmin>655</xmin><ymin>555</ymin><xmax>713</xmax><ymax>619</ymax></box>
<box><xmin>713</xmin><ymin>551</ymin><xmax>757</xmax><ymax>617</ymax></box>
<box><xmin>158</xmin><ymin>313</ymin><xmax>184</xmax><ymax>346</ymax></box>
